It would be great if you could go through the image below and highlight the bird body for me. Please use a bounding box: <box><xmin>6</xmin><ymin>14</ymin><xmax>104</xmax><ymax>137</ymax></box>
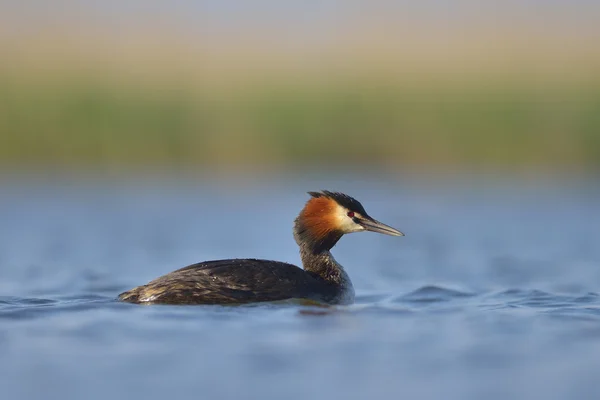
<box><xmin>118</xmin><ymin>257</ymin><xmax>351</xmax><ymax>305</ymax></box>
<box><xmin>119</xmin><ymin>191</ymin><xmax>403</xmax><ymax>305</ymax></box>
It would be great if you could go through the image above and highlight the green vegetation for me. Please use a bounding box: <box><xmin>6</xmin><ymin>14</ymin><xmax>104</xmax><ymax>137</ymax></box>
<box><xmin>1</xmin><ymin>76</ymin><xmax>599</xmax><ymax>170</ymax></box>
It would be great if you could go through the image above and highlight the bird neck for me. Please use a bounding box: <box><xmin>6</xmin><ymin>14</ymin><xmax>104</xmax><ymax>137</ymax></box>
<box><xmin>293</xmin><ymin>210</ymin><xmax>352</xmax><ymax>289</ymax></box>
<box><xmin>298</xmin><ymin>243</ymin><xmax>352</xmax><ymax>289</ymax></box>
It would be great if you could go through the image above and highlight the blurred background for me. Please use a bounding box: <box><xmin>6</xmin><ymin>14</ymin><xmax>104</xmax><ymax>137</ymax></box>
<box><xmin>2</xmin><ymin>3</ymin><xmax>600</xmax><ymax>400</ymax></box>
<box><xmin>1</xmin><ymin>1</ymin><xmax>599</xmax><ymax>175</ymax></box>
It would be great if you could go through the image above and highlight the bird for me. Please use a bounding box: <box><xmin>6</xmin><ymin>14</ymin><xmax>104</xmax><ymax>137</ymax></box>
<box><xmin>118</xmin><ymin>191</ymin><xmax>403</xmax><ymax>305</ymax></box>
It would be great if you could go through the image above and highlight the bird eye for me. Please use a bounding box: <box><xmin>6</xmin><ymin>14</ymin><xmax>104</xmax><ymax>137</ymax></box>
<box><xmin>347</xmin><ymin>211</ymin><xmax>355</xmax><ymax>218</ymax></box>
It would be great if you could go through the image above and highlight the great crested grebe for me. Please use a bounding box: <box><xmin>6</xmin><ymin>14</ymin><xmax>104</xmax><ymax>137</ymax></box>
<box><xmin>119</xmin><ymin>191</ymin><xmax>403</xmax><ymax>305</ymax></box>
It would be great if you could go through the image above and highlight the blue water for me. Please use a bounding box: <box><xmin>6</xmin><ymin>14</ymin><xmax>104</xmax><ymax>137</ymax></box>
<box><xmin>1</xmin><ymin>173</ymin><xmax>600</xmax><ymax>400</ymax></box>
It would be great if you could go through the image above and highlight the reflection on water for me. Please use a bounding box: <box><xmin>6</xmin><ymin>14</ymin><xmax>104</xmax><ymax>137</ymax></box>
<box><xmin>1</xmin><ymin>173</ymin><xmax>600</xmax><ymax>400</ymax></box>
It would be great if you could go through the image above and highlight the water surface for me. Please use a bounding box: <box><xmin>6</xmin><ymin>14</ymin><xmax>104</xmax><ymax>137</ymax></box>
<box><xmin>1</xmin><ymin>173</ymin><xmax>600</xmax><ymax>400</ymax></box>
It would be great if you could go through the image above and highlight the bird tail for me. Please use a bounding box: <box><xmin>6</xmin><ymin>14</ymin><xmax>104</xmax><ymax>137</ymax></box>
<box><xmin>118</xmin><ymin>286</ymin><xmax>144</xmax><ymax>303</ymax></box>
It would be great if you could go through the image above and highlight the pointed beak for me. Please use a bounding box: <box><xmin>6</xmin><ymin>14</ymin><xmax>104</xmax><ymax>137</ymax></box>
<box><xmin>358</xmin><ymin>217</ymin><xmax>405</xmax><ymax>237</ymax></box>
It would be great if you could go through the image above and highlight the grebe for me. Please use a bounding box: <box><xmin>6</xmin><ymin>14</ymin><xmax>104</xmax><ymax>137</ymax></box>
<box><xmin>119</xmin><ymin>191</ymin><xmax>403</xmax><ymax>305</ymax></box>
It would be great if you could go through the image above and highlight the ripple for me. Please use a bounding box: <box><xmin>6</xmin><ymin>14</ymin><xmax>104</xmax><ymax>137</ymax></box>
<box><xmin>0</xmin><ymin>296</ymin><xmax>56</xmax><ymax>307</ymax></box>
<box><xmin>394</xmin><ymin>285</ymin><xmax>476</xmax><ymax>304</ymax></box>
<box><xmin>479</xmin><ymin>289</ymin><xmax>600</xmax><ymax>312</ymax></box>
<box><xmin>543</xmin><ymin>306</ymin><xmax>600</xmax><ymax>321</ymax></box>
<box><xmin>0</xmin><ymin>294</ymin><xmax>116</xmax><ymax>320</ymax></box>
<box><xmin>2</xmin><ymin>288</ymin><xmax>600</xmax><ymax>321</ymax></box>
<box><xmin>573</xmin><ymin>292</ymin><xmax>600</xmax><ymax>303</ymax></box>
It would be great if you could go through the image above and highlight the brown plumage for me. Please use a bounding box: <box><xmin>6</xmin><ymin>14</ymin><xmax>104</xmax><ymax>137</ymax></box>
<box><xmin>294</xmin><ymin>194</ymin><xmax>343</xmax><ymax>253</ymax></box>
<box><xmin>119</xmin><ymin>191</ymin><xmax>404</xmax><ymax>305</ymax></box>
<box><xmin>300</xmin><ymin>195</ymin><xmax>339</xmax><ymax>238</ymax></box>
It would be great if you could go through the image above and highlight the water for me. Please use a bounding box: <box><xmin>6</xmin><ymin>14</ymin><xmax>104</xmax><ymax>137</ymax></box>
<box><xmin>1</xmin><ymin>172</ymin><xmax>600</xmax><ymax>400</ymax></box>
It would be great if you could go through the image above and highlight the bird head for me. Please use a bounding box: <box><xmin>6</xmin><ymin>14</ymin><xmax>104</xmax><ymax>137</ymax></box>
<box><xmin>294</xmin><ymin>191</ymin><xmax>403</xmax><ymax>253</ymax></box>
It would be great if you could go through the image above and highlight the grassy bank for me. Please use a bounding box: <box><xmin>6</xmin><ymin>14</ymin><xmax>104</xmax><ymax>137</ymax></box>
<box><xmin>1</xmin><ymin>76</ymin><xmax>599</xmax><ymax>171</ymax></box>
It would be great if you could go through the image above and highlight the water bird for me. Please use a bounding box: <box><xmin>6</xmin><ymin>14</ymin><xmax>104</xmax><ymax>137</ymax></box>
<box><xmin>119</xmin><ymin>191</ymin><xmax>403</xmax><ymax>305</ymax></box>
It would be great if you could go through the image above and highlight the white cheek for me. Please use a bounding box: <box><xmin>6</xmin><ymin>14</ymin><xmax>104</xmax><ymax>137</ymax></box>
<box><xmin>334</xmin><ymin>205</ymin><xmax>364</xmax><ymax>233</ymax></box>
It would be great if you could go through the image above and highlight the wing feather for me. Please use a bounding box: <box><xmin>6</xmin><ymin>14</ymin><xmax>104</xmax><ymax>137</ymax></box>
<box><xmin>119</xmin><ymin>259</ymin><xmax>333</xmax><ymax>304</ymax></box>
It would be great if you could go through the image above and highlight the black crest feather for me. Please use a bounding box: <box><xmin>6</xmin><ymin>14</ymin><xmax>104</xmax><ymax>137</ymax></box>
<box><xmin>307</xmin><ymin>191</ymin><xmax>369</xmax><ymax>217</ymax></box>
